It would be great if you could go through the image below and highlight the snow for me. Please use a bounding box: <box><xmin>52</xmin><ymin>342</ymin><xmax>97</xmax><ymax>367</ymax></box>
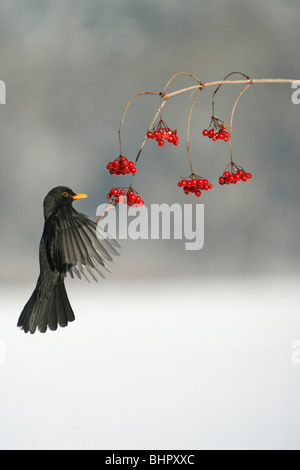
<box><xmin>0</xmin><ymin>276</ymin><xmax>299</xmax><ymax>450</ymax></box>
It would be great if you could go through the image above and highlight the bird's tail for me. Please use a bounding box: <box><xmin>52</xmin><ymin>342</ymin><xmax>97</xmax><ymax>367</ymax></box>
<box><xmin>18</xmin><ymin>279</ymin><xmax>75</xmax><ymax>334</ymax></box>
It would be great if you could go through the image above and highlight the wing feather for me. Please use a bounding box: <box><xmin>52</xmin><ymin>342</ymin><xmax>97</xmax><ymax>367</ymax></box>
<box><xmin>44</xmin><ymin>206</ymin><xmax>119</xmax><ymax>281</ymax></box>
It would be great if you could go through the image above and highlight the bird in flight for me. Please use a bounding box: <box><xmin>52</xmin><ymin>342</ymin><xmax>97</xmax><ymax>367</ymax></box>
<box><xmin>18</xmin><ymin>186</ymin><xmax>119</xmax><ymax>334</ymax></box>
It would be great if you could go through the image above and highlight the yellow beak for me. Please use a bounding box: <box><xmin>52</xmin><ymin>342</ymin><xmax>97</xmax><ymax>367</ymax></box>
<box><xmin>72</xmin><ymin>193</ymin><xmax>88</xmax><ymax>200</ymax></box>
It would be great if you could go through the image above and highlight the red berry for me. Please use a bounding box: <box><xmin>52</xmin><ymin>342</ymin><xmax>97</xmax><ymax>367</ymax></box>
<box><xmin>195</xmin><ymin>190</ymin><xmax>201</xmax><ymax>197</ymax></box>
<box><xmin>219</xmin><ymin>177</ymin><xmax>225</xmax><ymax>185</ymax></box>
<box><xmin>128</xmin><ymin>194</ymin><xmax>136</xmax><ymax>203</ymax></box>
<box><xmin>208</xmin><ymin>129</ymin><xmax>214</xmax><ymax>138</ymax></box>
<box><xmin>158</xmin><ymin>139</ymin><xmax>165</xmax><ymax>147</ymax></box>
<box><xmin>147</xmin><ymin>131</ymin><xmax>153</xmax><ymax>139</ymax></box>
<box><xmin>247</xmin><ymin>173</ymin><xmax>252</xmax><ymax>179</ymax></box>
<box><xmin>120</xmin><ymin>156</ymin><xmax>127</xmax><ymax>163</ymax></box>
<box><xmin>218</xmin><ymin>132</ymin><xmax>224</xmax><ymax>140</ymax></box>
<box><xmin>241</xmin><ymin>174</ymin><xmax>248</xmax><ymax>182</ymax></box>
<box><xmin>202</xmin><ymin>129</ymin><xmax>209</xmax><ymax>137</ymax></box>
<box><xmin>109</xmin><ymin>188</ymin><xmax>119</xmax><ymax>196</ymax></box>
<box><xmin>191</xmin><ymin>179</ymin><xmax>197</xmax><ymax>186</ymax></box>
<box><xmin>131</xmin><ymin>167</ymin><xmax>137</xmax><ymax>174</ymax></box>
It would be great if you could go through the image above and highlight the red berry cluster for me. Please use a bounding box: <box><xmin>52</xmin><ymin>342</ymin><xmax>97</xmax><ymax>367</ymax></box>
<box><xmin>107</xmin><ymin>156</ymin><xmax>137</xmax><ymax>175</ymax></box>
<box><xmin>106</xmin><ymin>188</ymin><xmax>144</xmax><ymax>206</ymax></box>
<box><xmin>219</xmin><ymin>165</ymin><xmax>252</xmax><ymax>185</ymax></box>
<box><xmin>147</xmin><ymin>120</ymin><xmax>179</xmax><ymax>147</ymax></box>
<box><xmin>202</xmin><ymin>117</ymin><xmax>229</xmax><ymax>142</ymax></box>
<box><xmin>177</xmin><ymin>175</ymin><xmax>213</xmax><ymax>197</ymax></box>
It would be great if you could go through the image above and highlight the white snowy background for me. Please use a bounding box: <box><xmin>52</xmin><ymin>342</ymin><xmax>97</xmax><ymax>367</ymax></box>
<box><xmin>0</xmin><ymin>0</ymin><xmax>300</xmax><ymax>450</ymax></box>
<box><xmin>1</xmin><ymin>277</ymin><xmax>300</xmax><ymax>450</ymax></box>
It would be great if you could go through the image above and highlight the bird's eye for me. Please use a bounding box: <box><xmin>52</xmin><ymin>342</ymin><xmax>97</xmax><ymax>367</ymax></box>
<box><xmin>62</xmin><ymin>192</ymin><xmax>69</xmax><ymax>198</ymax></box>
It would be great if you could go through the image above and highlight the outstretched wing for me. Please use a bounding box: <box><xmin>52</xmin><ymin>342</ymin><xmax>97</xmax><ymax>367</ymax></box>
<box><xmin>44</xmin><ymin>206</ymin><xmax>120</xmax><ymax>281</ymax></box>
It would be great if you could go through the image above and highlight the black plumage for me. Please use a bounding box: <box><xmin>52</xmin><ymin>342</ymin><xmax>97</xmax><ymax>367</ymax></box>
<box><xmin>18</xmin><ymin>186</ymin><xmax>119</xmax><ymax>334</ymax></box>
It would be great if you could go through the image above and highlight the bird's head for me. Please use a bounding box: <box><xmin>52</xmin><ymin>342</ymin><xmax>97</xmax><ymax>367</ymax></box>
<box><xmin>43</xmin><ymin>186</ymin><xmax>88</xmax><ymax>219</ymax></box>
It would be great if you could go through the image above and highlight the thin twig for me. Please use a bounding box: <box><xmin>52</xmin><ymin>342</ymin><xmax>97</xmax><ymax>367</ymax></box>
<box><xmin>212</xmin><ymin>71</ymin><xmax>251</xmax><ymax>117</ymax></box>
<box><xmin>186</xmin><ymin>88</ymin><xmax>203</xmax><ymax>175</ymax></box>
<box><xmin>166</xmin><ymin>78</ymin><xmax>296</xmax><ymax>99</ymax></box>
<box><xmin>161</xmin><ymin>72</ymin><xmax>205</xmax><ymax>96</ymax></box>
<box><xmin>158</xmin><ymin>72</ymin><xmax>204</xmax><ymax>124</ymax></box>
<box><xmin>96</xmin><ymin>200</ymin><xmax>116</xmax><ymax>225</ymax></box>
<box><xmin>129</xmin><ymin>98</ymin><xmax>168</xmax><ymax>187</ymax></box>
<box><xmin>118</xmin><ymin>92</ymin><xmax>160</xmax><ymax>155</ymax></box>
<box><xmin>229</xmin><ymin>82</ymin><xmax>253</xmax><ymax>162</ymax></box>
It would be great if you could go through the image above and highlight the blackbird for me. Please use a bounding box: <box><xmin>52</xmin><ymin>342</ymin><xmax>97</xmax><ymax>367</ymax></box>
<box><xmin>18</xmin><ymin>186</ymin><xmax>119</xmax><ymax>334</ymax></box>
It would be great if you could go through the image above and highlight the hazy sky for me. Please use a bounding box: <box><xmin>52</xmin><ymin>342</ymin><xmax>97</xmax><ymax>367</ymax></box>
<box><xmin>0</xmin><ymin>0</ymin><xmax>300</xmax><ymax>452</ymax></box>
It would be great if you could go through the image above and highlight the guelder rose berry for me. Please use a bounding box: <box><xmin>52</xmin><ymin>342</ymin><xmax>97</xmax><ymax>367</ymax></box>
<box><xmin>106</xmin><ymin>187</ymin><xmax>144</xmax><ymax>207</ymax></box>
<box><xmin>107</xmin><ymin>156</ymin><xmax>137</xmax><ymax>175</ymax></box>
<box><xmin>147</xmin><ymin>120</ymin><xmax>179</xmax><ymax>148</ymax></box>
<box><xmin>219</xmin><ymin>164</ymin><xmax>252</xmax><ymax>186</ymax></box>
<box><xmin>202</xmin><ymin>118</ymin><xmax>229</xmax><ymax>142</ymax></box>
<box><xmin>177</xmin><ymin>174</ymin><xmax>213</xmax><ymax>198</ymax></box>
